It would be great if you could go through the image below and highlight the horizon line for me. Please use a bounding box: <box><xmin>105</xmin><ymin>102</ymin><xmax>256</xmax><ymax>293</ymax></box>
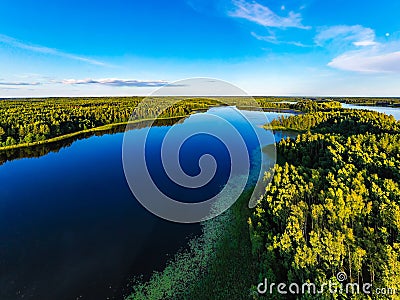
<box><xmin>1</xmin><ymin>95</ymin><xmax>400</xmax><ymax>100</ymax></box>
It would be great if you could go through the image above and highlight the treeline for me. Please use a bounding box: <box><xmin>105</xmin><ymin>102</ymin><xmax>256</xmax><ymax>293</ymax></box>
<box><xmin>251</xmin><ymin>110</ymin><xmax>400</xmax><ymax>299</ymax></box>
<box><xmin>0</xmin><ymin>97</ymin><xmax>220</xmax><ymax>147</ymax></box>
<box><xmin>291</xmin><ymin>100</ymin><xmax>342</xmax><ymax>112</ymax></box>
<box><xmin>340</xmin><ymin>97</ymin><xmax>400</xmax><ymax>106</ymax></box>
<box><xmin>254</xmin><ymin>96</ymin><xmax>400</xmax><ymax>107</ymax></box>
<box><xmin>211</xmin><ymin>97</ymin><xmax>341</xmax><ymax>111</ymax></box>
<box><xmin>258</xmin><ymin>99</ymin><xmax>342</xmax><ymax>112</ymax></box>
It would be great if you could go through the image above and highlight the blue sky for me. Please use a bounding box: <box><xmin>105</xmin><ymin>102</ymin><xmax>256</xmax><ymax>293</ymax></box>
<box><xmin>1</xmin><ymin>0</ymin><xmax>400</xmax><ymax>97</ymax></box>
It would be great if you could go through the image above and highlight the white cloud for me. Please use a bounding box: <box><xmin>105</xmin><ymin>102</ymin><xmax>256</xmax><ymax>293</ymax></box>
<box><xmin>251</xmin><ymin>31</ymin><xmax>277</xmax><ymax>43</ymax></box>
<box><xmin>251</xmin><ymin>31</ymin><xmax>310</xmax><ymax>47</ymax></box>
<box><xmin>62</xmin><ymin>78</ymin><xmax>169</xmax><ymax>87</ymax></box>
<box><xmin>229</xmin><ymin>0</ymin><xmax>310</xmax><ymax>29</ymax></box>
<box><xmin>0</xmin><ymin>34</ymin><xmax>107</xmax><ymax>66</ymax></box>
<box><xmin>353</xmin><ymin>40</ymin><xmax>377</xmax><ymax>47</ymax></box>
<box><xmin>328</xmin><ymin>45</ymin><xmax>400</xmax><ymax>73</ymax></box>
<box><xmin>0</xmin><ymin>81</ymin><xmax>41</xmax><ymax>86</ymax></box>
<box><xmin>315</xmin><ymin>25</ymin><xmax>400</xmax><ymax>73</ymax></box>
<box><xmin>315</xmin><ymin>25</ymin><xmax>377</xmax><ymax>47</ymax></box>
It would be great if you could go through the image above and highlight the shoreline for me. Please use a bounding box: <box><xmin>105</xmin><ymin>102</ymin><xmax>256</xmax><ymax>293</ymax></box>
<box><xmin>0</xmin><ymin>115</ymin><xmax>190</xmax><ymax>152</ymax></box>
<box><xmin>235</xmin><ymin>105</ymin><xmax>301</xmax><ymax>114</ymax></box>
<box><xmin>264</xmin><ymin>125</ymin><xmax>306</xmax><ymax>132</ymax></box>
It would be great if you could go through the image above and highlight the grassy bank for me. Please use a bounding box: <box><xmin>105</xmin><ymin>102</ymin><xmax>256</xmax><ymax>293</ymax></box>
<box><xmin>187</xmin><ymin>190</ymin><xmax>257</xmax><ymax>299</ymax></box>
<box><xmin>126</xmin><ymin>190</ymin><xmax>256</xmax><ymax>300</ymax></box>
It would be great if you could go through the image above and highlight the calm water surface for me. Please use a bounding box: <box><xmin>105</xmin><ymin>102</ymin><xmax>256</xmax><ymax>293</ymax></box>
<box><xmin>342</xmin><ymin>103</ymin><xmax>400</xmax><ymax>120</ymax></box>
<box><xmin>0</xmin><ymin>107</ymin><xmax>295</xmax><ymax>300</ymax></box>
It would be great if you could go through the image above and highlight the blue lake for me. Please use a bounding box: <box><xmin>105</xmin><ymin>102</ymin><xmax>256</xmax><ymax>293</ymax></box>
<box><xmin>0</xmin><ymin>107</ymin><xmax>295</xmax><ymax>300</ymax></box>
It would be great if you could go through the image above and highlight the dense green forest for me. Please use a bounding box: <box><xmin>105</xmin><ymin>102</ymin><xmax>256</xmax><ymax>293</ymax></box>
<box><xmin>251</xmin><ymin>109</ymin><xmax>400</xmax><ymax>299</ymax></box>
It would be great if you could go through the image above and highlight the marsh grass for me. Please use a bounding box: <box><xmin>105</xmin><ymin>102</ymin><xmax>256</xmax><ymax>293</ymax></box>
<box><xmin>126</xmin><ymin>190</ymin><xmax>256</xmax><ymax>300</ymax></box>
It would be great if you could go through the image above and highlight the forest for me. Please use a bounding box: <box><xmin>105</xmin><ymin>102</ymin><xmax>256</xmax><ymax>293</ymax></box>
<box><xmin>251</xmin><ymin>107</ymin><xmax>400</xmax><ymax>299</ymax></box>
